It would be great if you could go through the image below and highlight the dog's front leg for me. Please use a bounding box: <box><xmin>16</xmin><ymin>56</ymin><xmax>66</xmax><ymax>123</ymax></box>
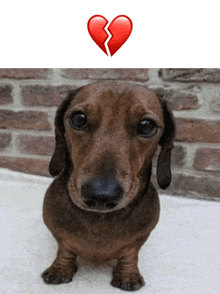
<box><xmin>111</xmin><ymin>245</ymin><xmax>145</xmax><ymax>291</ymax></box>
<box><xmin>41</xmin><ymin>243</ymin><xmax>78</xmax><ymax>284</ymax></box>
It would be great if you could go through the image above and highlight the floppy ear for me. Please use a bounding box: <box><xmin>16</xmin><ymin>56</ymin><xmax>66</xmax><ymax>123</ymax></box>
<box><xmin>157</xmin><ymin>99</ymin><xmax>176</xmax><ymax>189</ymax></box>
<box><xmin>49</xmin><ymin>88</ymin><xmax>81</xmax><ymax>176</ymax></box>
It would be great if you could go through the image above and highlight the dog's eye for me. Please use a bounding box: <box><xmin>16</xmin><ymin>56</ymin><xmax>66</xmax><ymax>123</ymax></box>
<box><xmin>70</xmin><ymin>112</ymin><xmax>87</xmax><ymax>129</ymax></box>
<box><xmin>137</xmin><ymin>119</ymin><xmax>157</xmax><ymax>138</ymax></box>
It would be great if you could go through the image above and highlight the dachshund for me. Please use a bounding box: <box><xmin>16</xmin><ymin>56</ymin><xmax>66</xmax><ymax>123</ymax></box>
<box><xmin>41</xmin><ymin>81</ymin><xmax>175</xmax><ymax>291</ymax></box>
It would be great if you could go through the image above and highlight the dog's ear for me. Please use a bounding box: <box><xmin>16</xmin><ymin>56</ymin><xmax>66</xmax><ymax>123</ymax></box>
<box><xmin>156</xmin><ymin>98</ymin><xmax>176</xmax><ymax>189</ymax></box>
<box><xmin>49</xmin><ymin>88</ymin><xmax>81</xmax><ymax>176</ymax></box>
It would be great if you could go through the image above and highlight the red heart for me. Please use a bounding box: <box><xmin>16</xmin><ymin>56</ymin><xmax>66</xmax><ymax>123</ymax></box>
<box><xmin>87</xmin><ymin>15</ymin><xmax>132</xmax><ymax>56</ymax></box>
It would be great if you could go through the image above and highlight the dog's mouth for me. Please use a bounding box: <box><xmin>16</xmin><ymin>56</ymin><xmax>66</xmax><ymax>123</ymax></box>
<box><xmin>79</xmin><ymin>198</ymin><xmax>130</xmax><ymax>213</ymax></box>
<box><xmin>68</xmin><ymin>174</ymin><xmax>139</xmax><ymax>213</ymax></box>
<box><xmin>84</xmin><ymin>199</ymin><xmax>118</xmax><ymax>210</ymax></box>
<box><xmin>68</xmin><ymin>186</ymin><xmax>137</xmax><ymax>213</ymax></box>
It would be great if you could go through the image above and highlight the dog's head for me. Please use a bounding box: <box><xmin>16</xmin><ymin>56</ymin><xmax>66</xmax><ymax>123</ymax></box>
<box><xmin>49</xmin><ymin>82</ymin><xmax>175</xmax><ymax>212</ymax></box>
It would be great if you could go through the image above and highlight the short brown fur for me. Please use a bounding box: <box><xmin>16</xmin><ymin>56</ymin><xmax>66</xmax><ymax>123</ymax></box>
<box><xmin>41</xmin><ymin>81</ymin><xmax>175</xmax><ymax>291</ymax></box>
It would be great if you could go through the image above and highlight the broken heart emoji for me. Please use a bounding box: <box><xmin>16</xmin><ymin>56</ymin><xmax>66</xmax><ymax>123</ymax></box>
<box><xmin>87</xmin><ymin>15</ymin><xmax>133</xmax><ymax>56</ymax></box>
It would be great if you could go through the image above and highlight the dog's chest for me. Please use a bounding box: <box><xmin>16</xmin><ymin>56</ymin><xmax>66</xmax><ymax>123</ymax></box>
<box><xmin>68</xmin><ymin>225</ymin><xmax>132</xmax><ymax>262</ymax></box>
<box><xmin>63</xmin><ymin>215</ymin><xmax>149</xmax><ymax>263</ymax></box>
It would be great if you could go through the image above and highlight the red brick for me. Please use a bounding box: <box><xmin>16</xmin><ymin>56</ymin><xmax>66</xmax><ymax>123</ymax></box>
<box><xmin>163</xmin><ymin>87</ymin><xmax>200</xmax><ymax>111</ymax></box>
<box><xmin>21</xmin><ymin>85</ymin><xmax>76</xmax><ymax>106</ymax></box>
<box><xmin>0</xmin><ymin>110</ymin><xmax>51</xmax><ymax>131</ymax></box>
<box><xmin>194</xmin><ymin>148</ymin><xmax>220</xmax><ymax>172</ymax></box>
<box><xmin>61</xmin><ymin>69</ymin><xmax>149</xmax><ymax>81</ymax></box>
<box><xmin>175</xmin><ymin>118</ymin><xmax>220</xmax><ymax>143</ymax></box>
<box><xmin>160</xmin><ymin>68</ymin><xmax>220</xmax><ymax>82</ymax></box>
<box><xmin>0</xmin><ymin>133</ymin><xmax>11</xmax><ymax>149</ymax></box>
<box><xmin>0</xmin><ymin>156</ymin><xmax>50</xmax><ymax>176</ymax></box>
<box><xmin>0</xmin><ymin>85</ymin><xmax>13</xmax><ymax>105</ymax></box>
<box><xmin>18</xmin><ymin>135</ymin><xmax>55</xmax><ymax>156</ymax></box>
<box><xmin>0</xmin><ymin>69</ymin><xmax>50</xmax><ymax>79</ymax></box>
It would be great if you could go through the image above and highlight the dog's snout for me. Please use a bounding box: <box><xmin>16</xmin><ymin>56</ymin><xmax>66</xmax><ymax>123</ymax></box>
<box><xmin>81</xmin><ymin>178</ymin><xmax>123</xmax><ymax>210</ymax></box>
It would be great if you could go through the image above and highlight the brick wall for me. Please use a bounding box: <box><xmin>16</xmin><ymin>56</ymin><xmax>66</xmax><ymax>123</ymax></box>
<box><xmin>0</xmin><ymin>68</ymin><xmax>219</xmax><ymax>200</ymax></box>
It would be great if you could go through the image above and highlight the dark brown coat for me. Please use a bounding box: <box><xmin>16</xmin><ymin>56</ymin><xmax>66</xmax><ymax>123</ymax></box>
<box><xmin>41</xmin><ymin>82</ymin><xmax>175</xmax><ymax>291</ymax></box>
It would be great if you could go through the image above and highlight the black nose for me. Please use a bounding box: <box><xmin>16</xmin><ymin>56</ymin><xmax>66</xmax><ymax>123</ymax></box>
<box><xmin>81</xmin><ymin>178</ymin><xmax>123</xmax><ymax>210</ymax></box>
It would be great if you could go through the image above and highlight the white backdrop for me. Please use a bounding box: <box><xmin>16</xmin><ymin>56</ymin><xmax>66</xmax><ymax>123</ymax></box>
<box><xmin>0</xmin><ymin>0</ymin><xmax>219</xmax><ymax>67</ymax></box>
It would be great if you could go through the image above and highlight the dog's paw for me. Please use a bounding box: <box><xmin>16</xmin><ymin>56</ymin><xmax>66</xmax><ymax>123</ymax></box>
<box><xmin>41</xmin><ymin>264</ymin><xmax>77</xmax><ymax>285</ymax></box>
<box><xmin>111</xmin><ymin>271</ymin><xmax>145</xmax><ymax>291</ymax></box>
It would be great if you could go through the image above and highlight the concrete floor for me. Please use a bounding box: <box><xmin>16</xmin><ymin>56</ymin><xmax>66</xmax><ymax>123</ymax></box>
<box><xmin>0</xmin><ymin>168</ymin><xmax>220</xmax><ymax>294</ymax></box>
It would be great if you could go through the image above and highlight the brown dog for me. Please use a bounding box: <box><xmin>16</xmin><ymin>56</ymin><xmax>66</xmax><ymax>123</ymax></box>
<box><xmin>41</xmin><ymin>81</ymin><xmax>175</xmax><ymax>291</ymax></box>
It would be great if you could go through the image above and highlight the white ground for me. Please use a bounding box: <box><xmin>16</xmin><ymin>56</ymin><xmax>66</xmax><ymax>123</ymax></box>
<box><xmin>0</xmin><ymin>168</ymin><xmax>220</xmax><ymax>294</ymax></box>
